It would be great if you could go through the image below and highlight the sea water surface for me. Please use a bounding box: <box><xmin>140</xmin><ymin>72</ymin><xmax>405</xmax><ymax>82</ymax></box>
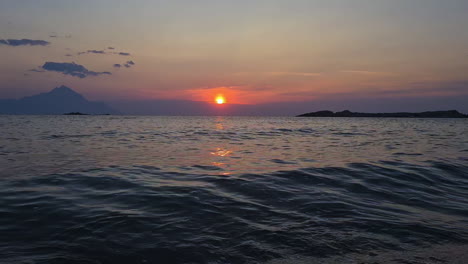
<box><xmin>0</xmin><ymin>116</ymin><xmax>467</xmax><ymax>264</ymax></box>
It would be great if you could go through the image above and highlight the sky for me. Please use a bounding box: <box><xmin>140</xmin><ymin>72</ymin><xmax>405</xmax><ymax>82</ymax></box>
<box><xmin>1</xmin><ymin>0</ymin><xmax>468</xmax><ymax>114</ymax></box>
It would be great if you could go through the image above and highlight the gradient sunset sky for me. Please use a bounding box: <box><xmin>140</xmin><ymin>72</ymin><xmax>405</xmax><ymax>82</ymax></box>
<box><xmin>1</xmin><ymin>0</ymin><xmax>468</xmax><ymax>112</ymax></box>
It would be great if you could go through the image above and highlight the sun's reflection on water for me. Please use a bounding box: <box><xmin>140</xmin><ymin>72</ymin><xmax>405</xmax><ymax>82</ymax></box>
<box><xmin>210</xmin><ymin>148</ymin><xmax>232</xmax><ymax>157</ymax></box>
<box><xmin>216</xmin><ymin>123</ymin><xmax>224</xmax><ymax>130</ymax></box>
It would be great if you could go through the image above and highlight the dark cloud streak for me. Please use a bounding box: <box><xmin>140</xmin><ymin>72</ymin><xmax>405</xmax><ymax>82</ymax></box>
<box><xmin>123</xmin><ymin>60</ymin><xmax>135</xmax><ymax>68</ymax></box>
<box><xmin>28</xmin><ymin>69</ymin><xmax>45</xmax><ymax>73</ymax></box>
<box><xmin>77</xmin><ymin>49</ymin><xmax>132</xmax><ymax>57</ymax></box>
<box><xmin>48</xmin><ymin>34</ymin><xmax>72</xmax><ymax>39</ymax></box>
<box><xmin>87</xmin><ymin>50</ymin><xmax>105</xmax><ymax>54</ymax></box>
<box><xmin>78</xmin><ymin>50</ymin><xmax>106</xmax><ymax>55</ymax></box>
<box><xmin>41</xmin><ymin>62</ymin><xmax>111</xmax><ymax>78</ymax></box>
<box><xmin>0</xmin><ymin>38</ymin><xmax>50</xmax><ymax>46</ymax></box>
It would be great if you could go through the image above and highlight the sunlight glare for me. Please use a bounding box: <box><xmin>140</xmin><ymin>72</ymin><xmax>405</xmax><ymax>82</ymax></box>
<box><xmin>215</xmin><ymin>95</ymin><xmax>225</xmax><ymax>104</ymax></box>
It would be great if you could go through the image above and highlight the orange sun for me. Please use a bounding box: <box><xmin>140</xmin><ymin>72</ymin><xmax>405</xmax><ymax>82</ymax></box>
<box><xmin>215</xmin><ymin>95</ymin><xmax>225</xmax><ymax>104</ymax></box>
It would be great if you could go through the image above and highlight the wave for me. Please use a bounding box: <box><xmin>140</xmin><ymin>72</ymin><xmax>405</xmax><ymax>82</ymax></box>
<box><xmin>1</xmin><ymin>161</ymin><xmax>467</xmax><ymax>263</ymax></box>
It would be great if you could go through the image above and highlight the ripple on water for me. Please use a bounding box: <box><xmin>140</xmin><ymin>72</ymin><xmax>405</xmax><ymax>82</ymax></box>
<box><xmin>1</xmin><ymin>160</ymin><xmax>467</xmax><ymax>263</ymax></box>
<box><xmin>0</xmin><ymin>116</ymin><xmax>467</xmax><ymax>263</ymax></box>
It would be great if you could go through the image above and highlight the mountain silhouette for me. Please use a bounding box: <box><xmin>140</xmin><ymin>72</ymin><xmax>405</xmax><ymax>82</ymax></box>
<box><xmin>0</xmin><ymin>85</ymin><xmax>118</xmax><ymax>114</ymax></box>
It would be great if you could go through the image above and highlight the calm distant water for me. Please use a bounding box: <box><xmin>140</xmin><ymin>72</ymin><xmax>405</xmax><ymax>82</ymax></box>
<box><xmin>0</xmin><ymin>116</ymin><xmax>467</xmax><ymax>263</ymax></box>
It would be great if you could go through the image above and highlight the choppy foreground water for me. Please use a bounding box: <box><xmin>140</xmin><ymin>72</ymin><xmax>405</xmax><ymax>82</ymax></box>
<box><xmin>0</xmin><ymin>116</ymin><xmax>467</xmax><ymax>264</ymax></box>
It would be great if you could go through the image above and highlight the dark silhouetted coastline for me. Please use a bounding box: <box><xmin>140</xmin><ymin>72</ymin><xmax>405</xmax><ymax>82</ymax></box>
<box><xmin>63</xmin><ymin>112</ymin><xmax>89</xmax><ymax>115</ymax></box>
<box><xmin>297</xmin><ymin>110</ymin><xmax>468</xmax><ymax>118</ymax></box>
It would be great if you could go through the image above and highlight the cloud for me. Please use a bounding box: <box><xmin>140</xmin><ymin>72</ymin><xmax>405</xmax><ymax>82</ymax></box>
<box><xmin>48</xmin><ymin>34</ymin><xmax>72</xmax><ymax>39</ymax></box>
<box><xmin>268</xmin><ymin>72</ymin><xmax>321</xmax><ymax>77</ymax></box>
<box><xmin>78</xmin><ymin>50</ymin><xmax>106</xmax><ymax>55</ymax></box>
<box><xmin>340</xmin><ymin>70</ymin><xmax>395</xmax><ymax>76</ymax></box>
<box><xmin>41</xmin><ymin>62</ymin><xmax>111</xmax><ymax>78</ymax></box>
<box><xmin>114</xmin><ymin>61</ymin><xmax>135</xmax><ymax>69</ymax></box>
<box><xmin>28</xmin><ymin>68</ymin><xmax>45</xmax><ymax>73</ymax></box>
<box><xmin>383</xmin><ymin>80</ymin><xmax>468</xmax><ymax>96</ymax></box>
<box><xmin>124</xmin><ymin>60</ymin><xmax>135</xmax><ymax>68</ymax></box>
<box><xmin>87</xmin><ymin>50</ymin><xmax>105</xmax><ymax>54</ymax></box>
<box><xmin>0</xmin><ymin>38</ymin><xmax>50</xmax><ymax>46</ymax></box>
<box><xmin>77</xmin><ymin>49</ymin><xmax>132</xmax><ymax>57</ymax></box>
<box><xmin>234</xmin><ymin>71</ymin><xmax>321</xmax><ymax>78</ymax></box>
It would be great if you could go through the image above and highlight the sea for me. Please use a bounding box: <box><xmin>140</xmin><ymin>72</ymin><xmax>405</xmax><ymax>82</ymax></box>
<box><xmin>0</xmin><ymin>116</ymin><xmax>467</xmax><ymax>264</ymax></box>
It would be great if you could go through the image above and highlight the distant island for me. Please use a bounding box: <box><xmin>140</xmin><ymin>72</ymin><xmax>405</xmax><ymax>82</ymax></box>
<box><xmin>0</xmin><ymin>85</ymin><xmax>118</xmax><ymax>115</ymax></box>
<box><xmin>63</xmin><ymin>112</ymin><xmax>89</xmax><ymax>115</ymax></box>
<box><xmin>297</xmin><ymin>110</ymin><xmax>468</xmax><ymax>118</ymax></box>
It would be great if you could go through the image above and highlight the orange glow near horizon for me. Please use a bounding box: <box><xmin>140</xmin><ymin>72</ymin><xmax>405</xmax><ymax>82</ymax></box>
<box><xmin>184</xmin><ymin>86</ymin><xmax>317</xmax><ymax>105</ymax></box>
<box><xmin>133</xmin><ymin>85</ymin><xmax>322</xmax><ymax>105</ymax></box>
<box><xmin>215</xmin><ymin>95</ymin><xmax>225</xmax><ymax>104</ymax></box>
